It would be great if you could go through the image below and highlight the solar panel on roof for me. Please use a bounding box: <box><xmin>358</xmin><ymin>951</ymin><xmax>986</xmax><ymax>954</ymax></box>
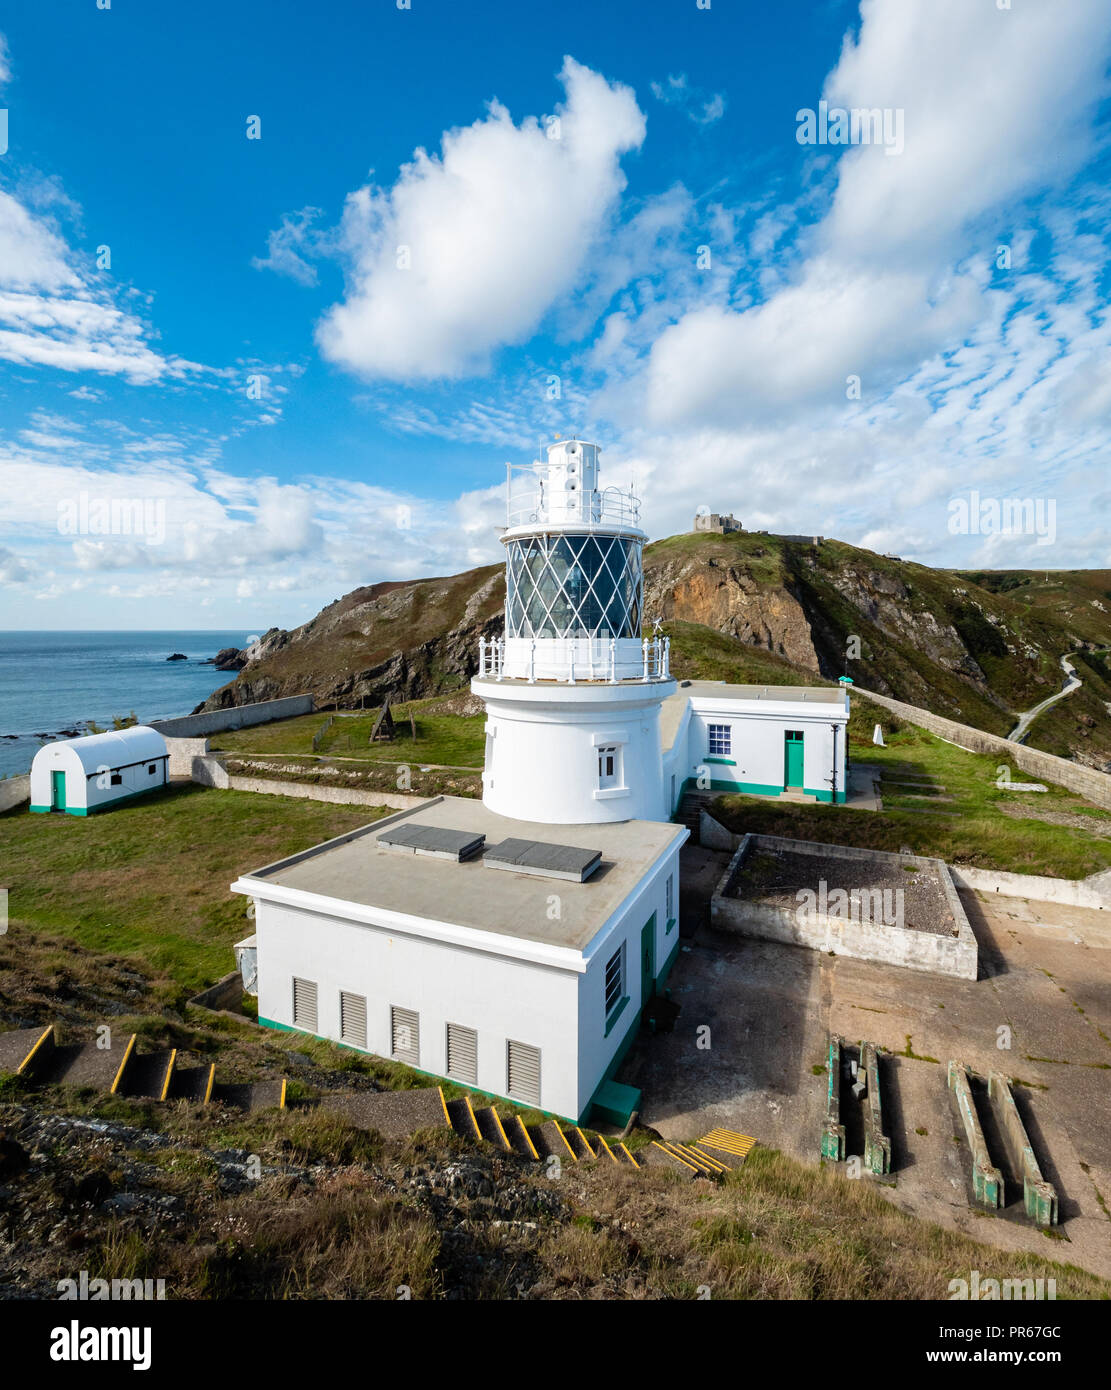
<box><xmin>483</xmin><ymin>838</ymin><xmax>602</xmax><ymax>882</ymax></box>
<box><xmin>376</xmin><ymin>823</ymin><xmax>486</xmax><ymax>861</ymax></box>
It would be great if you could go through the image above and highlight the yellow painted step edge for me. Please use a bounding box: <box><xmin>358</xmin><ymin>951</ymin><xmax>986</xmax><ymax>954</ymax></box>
<box><xmin>489</xmin><ymin>1108</ymin><xmax>513</xmax><ymax>1152</ymax></box>
<box><xmin>438</xmin><ymin>1086</ymin><xmax>451</xmax><ymax>1128</ymax></box>
<box><xmin>619</xmin><ymin>1143</ymin><xmax>640</xmax><ymax>1169</ymax></box>
<box><xmin>463</xmin><ymin>1095</ymin><xmax>482</xmax><ymax>1141</ymax></box>
<box><xmin>279</xmin><ymin>1078</ymin><xmax>287</xmax><ymax>1110</ymax></box>
<box><xmin>203</xmin><ymin>1063</ymin><xmax>216</xmax><ymax>1105</ymax></box>
<box><xmin>669</xmin><ymin>1143</ymin><xmax>713</xmax><ymax>1173</ymax></box>
<box><xmin>109</xmin><ymin>1035</ymin><xmax>137</xmax><ymax>1095</ymax></box>
<box><xmin>515</xmin><ymin>1115</ymin><xmax>540</xmax><ymax>1160</ymax></box>
<box><xmin>552</xmin><ymin>1119</ymin><xmax>578</xmax><ymax>1161</ymax></box>
<box><xmin>652</xmin><ymin>1140</ymin><xmax>696</xmax><ymax>1172</ymax></box>
<box><xmin>159</xmin><ymin>1049</ymin><xmax>177</xmax><ymax>1102</ymax></box>
<box><xmin>689</xmin><ymin>1145</ymin><xmax>730</xmax><ymax>1173</ymax></box>
<box><xmin>595</xmin><ymin>1134</ymin><xmax>619</xmax><ymax>1164</ymax></box>
<box><xmin>574</xmin><ymin>1127</ymin><xmax>596</xmax><ymax>1158</ymax></box>
<box><xmin>17</xmin><ymin>1025</ymin><xmax>53</xmax><ymax>1075</ymax></box>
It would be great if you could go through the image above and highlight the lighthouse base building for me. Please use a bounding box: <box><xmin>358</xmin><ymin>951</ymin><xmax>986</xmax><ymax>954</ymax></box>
<box><xmin>233</xmin><ymin>439</ymin><xmax>850</xmax><ymax>1126</ymax></box>
<box><xmin>233</xmin><ymin>797</ymin><xmax>682</xmax><ymax>1125</ymax></box>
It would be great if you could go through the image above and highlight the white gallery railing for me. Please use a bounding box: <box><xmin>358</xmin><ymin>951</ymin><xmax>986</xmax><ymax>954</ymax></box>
<box><xmin>476</xmin><ymin>635</ymin><xmax>671</xmax><ymax>684</ymax></box>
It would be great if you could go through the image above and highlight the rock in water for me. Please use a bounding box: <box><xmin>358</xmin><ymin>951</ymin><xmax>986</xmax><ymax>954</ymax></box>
<box><xmin>166</xmin><ymin>652</ymin><xmax>187</xmax><ymax>662</ymax></box>
<box><xmin>213</xmin><ymin>646</ymin><xmax>248</xmax><ymax>671</ymax></box>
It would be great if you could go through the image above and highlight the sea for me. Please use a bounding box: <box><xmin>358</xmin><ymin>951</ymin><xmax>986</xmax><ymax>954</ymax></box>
<box><xmin>0</xmin><ymin>631</ymin><xmax>252</xmax><ymax>779</ymax></box>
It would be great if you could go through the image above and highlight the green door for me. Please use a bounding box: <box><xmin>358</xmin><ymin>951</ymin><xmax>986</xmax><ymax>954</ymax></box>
<box><xmin>51</xmin><ymin>770</ymin><xmax>66</xmax><ymax>812</ymax></box>
<box><xmin>640</xmin><ymin>914</ymin><xmax>656</xmax><ymax>1007</ymax></box>
<box><xmin>784</xmin><ymin>730</ymin><xmax>804</xmax><ymax>788</ymax></box>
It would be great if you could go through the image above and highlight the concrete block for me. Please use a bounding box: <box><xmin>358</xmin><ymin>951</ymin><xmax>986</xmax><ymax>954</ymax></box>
<box><xmin>948</xmin><ymin>1061</ymin><xmax>1003</xmax><ymax>1210</ymax></box>
<box><xmin>988</xmin><ymin>1072</ymin><xmax>1059</xmax><ymax>1227</ymax></box>
<box><xmin>861</xmin><ymin>1041</ymin><xmax>891</xmax><ymax>1176</ymax></box>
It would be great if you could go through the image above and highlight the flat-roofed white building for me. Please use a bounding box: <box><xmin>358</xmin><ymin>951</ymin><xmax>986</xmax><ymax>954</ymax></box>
<box><xmin>661</xmin><ymin>680</ymin><xmax>850</xmax><ymax>811</ymax></box>
<box><xmin>231</xmin><ymin>795</ymin><xmax>684</xmax><ymax>1125</ymax></box>
<box><xmin>30</xmin><ymin>725</ymin><xmax>169</xmax><ymax>817</ymax></box>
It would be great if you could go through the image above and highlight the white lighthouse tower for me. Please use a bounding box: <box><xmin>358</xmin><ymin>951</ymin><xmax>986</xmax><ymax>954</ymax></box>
<box><xmin>472</xmin><ymin>438</ymin><xmax>674</xmax><ymax>824</ymax></box>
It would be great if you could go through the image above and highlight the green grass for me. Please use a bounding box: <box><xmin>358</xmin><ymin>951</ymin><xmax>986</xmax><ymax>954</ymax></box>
<box><xmin>712</xmin><ymin>715</ymin><xmax>1111</xmax><ymax>878</ymax></box>
<box><xmin>212</xmin><ymin>694</ymin><xmax>485</xmax><ymax>769</ymax></box>
<box><xmin>0</xmin><ymin>784</ymin><xmax>385</xmax><ymax>991</ymax></box>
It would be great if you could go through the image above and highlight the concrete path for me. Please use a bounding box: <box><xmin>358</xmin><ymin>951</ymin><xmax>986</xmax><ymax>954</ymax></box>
<box><xmin>622</xmin><ymin>891</ymin><xmax>1111</xmax><ymax>1281</ymax></box>
<box><xmin>1008</xmin><ymin>653</ymin><xmax>1082</xmax><ymax>743</ymax></box>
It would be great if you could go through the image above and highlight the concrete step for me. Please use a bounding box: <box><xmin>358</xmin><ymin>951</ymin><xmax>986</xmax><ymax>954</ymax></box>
<box><xmin>592</xmin><ymin>1133</ymin><xmax>621</xmax><ymax>1165</ymax></box>
<box><xmin>696</xmin><ymin>1128</ymin><xmax>757</xmax><ymax>1168</ymax></box>
<box><xmin>166</xmin><ymin>1063</ymin><xmax>215</xmax><ymax>1103</ymax></box>
<box><xmin>320</xmin><ymin>1086</ymin><xmax>449</xmax><ymax>1137</ymax></box>
<box><xmin>616</xmin><ymin>1142</ymin><xmax>641</xmax><ymax>1169</ymax></box>
<box><xmin>473</xmin><ymin>1105</ymin><xmax>514</xmax><ymax>1153</ymax></box>
<box><xmin>532</xmin><ymin>1120</ymin><xmax>577</xmax><ymax>1163</ymax></box>
<box><xmin>445</xmin><ymin>1095</ymin><xmax>482</xmax><ymax>1141</ymax></box>
<box><xmin>211</xmin><ymin>1079</ymin><xmax>287</xmax><ymax>1112</ymax></box>
<box><xmin>37</xmin><ymin>1034</ymin><xmax>136</xmax><ymax>1092</ymax></box>
<box><xmin>504</xmin><ymin>1113</ymin><xmax>540</xmax><ymax>1160</ymax></box>
<box><xmin>643</xmin><ymin>1140</ymin><xmax>698</xmax><ymax>1177</ymax></box>
<box><xmin>0</xmin><ymin>1024</ymin><xmax>55</xmax><ymax>1077</ymax></box>
<box><xmin>566</xmin><ymin>1126</ymin><xmax>596</xmax><ymax>1161</ymax></box>
<box><xmin>119</xmin><ymin>1048</ymin><xmax>176</xmax><ymax>1101</ymax></box>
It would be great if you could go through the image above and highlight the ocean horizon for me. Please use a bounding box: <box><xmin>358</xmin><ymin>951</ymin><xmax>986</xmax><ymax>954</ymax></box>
<box><xmin>0</xmin><ymin>630</ymin><xmax>252</xmax><ymax>779</ymax></box>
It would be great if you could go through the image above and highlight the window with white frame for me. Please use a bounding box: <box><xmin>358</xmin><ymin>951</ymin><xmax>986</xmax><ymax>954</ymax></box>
<box><xmin>604</xmin><ymin>943</ymin><xmax>625</xmax><ymax>1018</ymax></box>
<box><xmin>708</xmin><ymin>723</ymin><xmax>731</xmax><ymax>757</ymax></box>
<box><xmin>597</xmin><ymin>744</ymin><xmax>621</xmax><ymax>789</ymax></box>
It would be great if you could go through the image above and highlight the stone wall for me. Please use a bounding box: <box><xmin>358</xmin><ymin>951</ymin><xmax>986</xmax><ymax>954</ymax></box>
<box><xmin>851</xmin><ymin>685</ymin><xmax>1111</xmax><ymax>810</ymax></box>
<box><xmin>0</xmin><ymin>775</ymin><xmax>30</xmax><ymax>813</ymax></box>
<box><xmin>711</xmin><ymin>833</ymin><xmax>978</xmax><ymax>980</ymax></box>
<box><xmin>163</xmin><ymin>736</ymin><xmax>211</xmax><ymax>777</ymax></box>
<box><xmin>152</xmin><ymin>693</ymin><xmax>313</xmax><ymax>740</ymax></box>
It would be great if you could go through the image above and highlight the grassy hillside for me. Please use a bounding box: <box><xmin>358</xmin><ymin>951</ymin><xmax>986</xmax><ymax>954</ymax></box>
<box><xmin>199</xmin><ymin>527</ymin><xmax>1111</xmax><ymax>767</ymax></box>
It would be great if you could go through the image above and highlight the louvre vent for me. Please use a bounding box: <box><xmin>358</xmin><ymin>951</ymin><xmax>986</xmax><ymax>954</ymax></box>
<box><xmin>506</xmin><ymin>1039</ymin><xmax>541</xmax><ymax>1106</ymax></box>
<box><xmin>340</xmin><ymin>991</ymin><xmax>367</xmax><ymax>1049</ymax></box>
<box><xmin>292</xmin><ymin>977</ymin><xmax>318</xmax><ymax>1033</ymax></box>
<box><xmin>446</xmin><ymin>1023</ymin><xmax>478</xmax><ymax>1085</ymax></box>
<box><xmin>391</xmin><ymin>1007</ymin><xmax>420</xmax><ymax>1066</ymax></box>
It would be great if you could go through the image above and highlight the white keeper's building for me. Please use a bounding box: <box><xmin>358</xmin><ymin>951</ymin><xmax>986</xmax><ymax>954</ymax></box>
<box><xmin>232</xmin><ymin>439</ymin><xmax>849</xmax><ymax>1125</ymax></box>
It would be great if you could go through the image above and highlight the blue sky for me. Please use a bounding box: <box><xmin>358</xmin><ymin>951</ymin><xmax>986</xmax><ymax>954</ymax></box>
<box><xmin>0</xmin><ymin>0</ymin><xmax>1109</xmax><ymax>631</ymax></box>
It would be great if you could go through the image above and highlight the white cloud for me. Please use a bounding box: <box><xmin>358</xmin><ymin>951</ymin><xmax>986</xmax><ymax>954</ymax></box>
<box><xmin>316</xmin><ymin>56</ymin><xmax>645</xmax><ymax>381</ymax></box>
<box><xmin>251</xmin><ymin>207</ymin><xmax>326</xmax><ymax>287</ymax></box>
<box><xmin>650</xmin><ymin>72</ymin><xmax>725</xmax><ymax>126</ymax></box>
<box><xmin>630</xmin><ymin>0</ymin><xmax>1111</xmax><ymax>433</ymax></box>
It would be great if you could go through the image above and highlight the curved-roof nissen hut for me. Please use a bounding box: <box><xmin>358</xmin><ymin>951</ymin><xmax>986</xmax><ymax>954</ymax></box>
<box><xmin>30</xmin><ymin>725</ymin><xmax>169</xmax><ymax>816</ymax></box>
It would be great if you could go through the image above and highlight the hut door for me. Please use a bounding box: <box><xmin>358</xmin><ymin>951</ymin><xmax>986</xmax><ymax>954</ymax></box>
<box><xmin>784</xmin><ymin>730</ymin><xmax>804</xmax><ymax>788</ymax></box>
<box><xmin>51</xmin><ymin>770</ymin><xmax>66</xmax><ymax>812</ymax></box>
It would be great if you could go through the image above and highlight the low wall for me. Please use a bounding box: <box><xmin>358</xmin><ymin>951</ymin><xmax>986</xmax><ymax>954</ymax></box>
<box><xmin>712</xmin><ymin>834</ymin><xmax>978</xmax><ymax>980</ymax></box>
<box><xmin>227</xmin><ymin>774</ymin><xmax>428</xmax><ymax>813</ymax></box>
<box><xmin>152</xmin><ymin>694</ymin><xmax>313</xmax><ymax>740</ymax></box>
<box><xmin>187</xmin><ymin>970</ymin><xmax>244</xmax><ymax>1013</ymax></box>
<box><xmin>0</xmin><ymin>775</ymin><xmax>30</xmax><ymax>813</ymax></box>
<box><xmin>950</xmin><ymin>865</ymin><xmax>1110</xmax><ymax>911</ymax></box>
<box><xmin>851</xmin><ymin>685</ymin><xmax>1111</xmax><ymax>811</ymax></box>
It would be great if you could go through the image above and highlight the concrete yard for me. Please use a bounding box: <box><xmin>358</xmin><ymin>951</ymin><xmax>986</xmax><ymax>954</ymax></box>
<box><xmin>621</xmin><ymin>870</ymin><xmax>1111</xmax><ymax>1280</ymax></box>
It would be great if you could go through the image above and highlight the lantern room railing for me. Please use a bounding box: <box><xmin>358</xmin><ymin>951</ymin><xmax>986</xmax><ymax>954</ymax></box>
<box><xmin>476</xmin><ymin>635</ymin><xmax>671</xmax><ymax>685</ymax></box>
